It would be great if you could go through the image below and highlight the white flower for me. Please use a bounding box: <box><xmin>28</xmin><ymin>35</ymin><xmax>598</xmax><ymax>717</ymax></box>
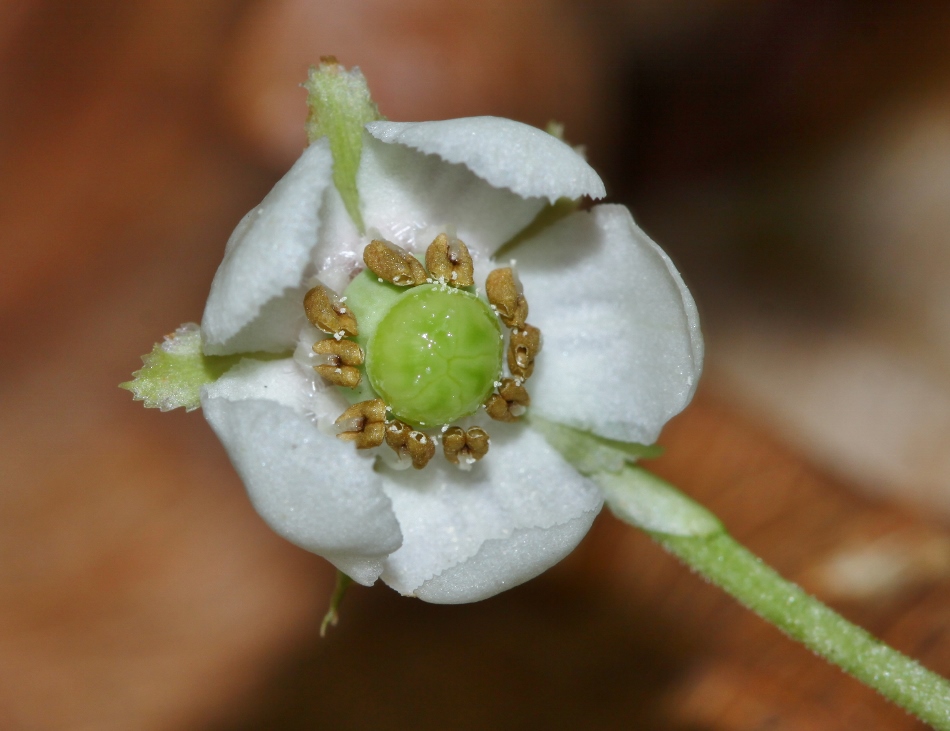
<box><xmin>199</xmin><ymin>117</ymin><xmax>703</xmax><ymax>604</ymax></box>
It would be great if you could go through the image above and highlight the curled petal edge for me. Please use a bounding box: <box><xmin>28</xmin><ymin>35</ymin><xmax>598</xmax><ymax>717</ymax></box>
<box><xmin>414</xmin><ymin>512</ymin><xmax>599</xmax><ymax>604</ymax></box>
<box><xmin>515</xmin><ymin>204</ymin><xmax>703</xmax><ymax>445</ymax></box>
<box><xmin>366</xmin><ymin>117</ymin><xmax>606</xmax><ymax>204</ymax></box>
<box><xmin>200</xmin><ymin>359</ymin><xmax>403</xmax><ymax>584</ymax></box>
<box><xmin>201</xmin><ymin>139</ymin><xmax>334</xmax><ymax>355</ymax></box>
<box><xmin>377</xmin><ymin>423</ymin><xmax>603</xmax><ymax>602</ymax></box>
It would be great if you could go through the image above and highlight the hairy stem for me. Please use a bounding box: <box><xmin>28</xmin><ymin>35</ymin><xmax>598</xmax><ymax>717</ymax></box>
<box><xmin>600</xmin><ymin>466</ymin><xmax>950</xmax><ymax>729</ymax></box>
<box><xmin>657</xmin><ymin>531</ymin><xmax>950</xmax><ymax>729</ymax></box>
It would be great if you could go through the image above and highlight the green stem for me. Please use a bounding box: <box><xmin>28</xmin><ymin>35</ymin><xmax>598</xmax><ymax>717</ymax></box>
<box><xmin>657</xmin><ymin>531</ymin><xmax>950</xmax><ymax>729</ymax></box>
<box><xmin>599</xmin><ymin>467</ymin><xmax>950</xmax><ymax>730</ymax></box>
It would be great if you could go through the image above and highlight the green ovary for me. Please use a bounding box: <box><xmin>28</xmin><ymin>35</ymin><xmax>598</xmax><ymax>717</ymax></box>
<box><xmin>366</xmin><ymin>284</ymin><xmax>502</xmax><ymax>426</ymax></box>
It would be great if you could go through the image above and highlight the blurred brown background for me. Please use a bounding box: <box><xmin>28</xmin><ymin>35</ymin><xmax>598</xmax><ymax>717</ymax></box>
<box><xmin>3</xmin><ymin>1</ymin><xmax>950</xmax><ymax>729</ymax></box>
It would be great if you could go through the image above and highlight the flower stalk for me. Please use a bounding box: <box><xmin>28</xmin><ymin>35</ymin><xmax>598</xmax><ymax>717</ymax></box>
<box><xmin>600</xmin><ymin>467</ymin><xmax>950</xmax><ymax>730</ymax></box>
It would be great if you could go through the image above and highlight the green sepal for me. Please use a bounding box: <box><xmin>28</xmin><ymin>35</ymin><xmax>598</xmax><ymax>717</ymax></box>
<box><xmin>320</xmin><ymin>571</ymin><xmax>353</xmax><ymax>638</ymax></box>
<box><xmin>597</xmin><ymin>466</ymin><xmax>723</xmax><ymax>537</ymax></box>
<box><xmin>120</xmin><ymin>323</ymin><xmax>282</xmax><ymax>412</ymax></box>
<box><xmin>529</xmin><ymin>415</ymin><xmax>663</xmax><ymax>476</ymax></box>
<box><xmin>494</xmin><ymin>197</ymin><xmax>579</xmax><ymax>259</ymax></box>
<box><xmin>529</xmin><ymin>417</ymin><xmax>717</xmax><ymax>536</ymax></box>
<box><xmin>491</xmin><ymin>121</ymin><xmax>580</xmax><ymax>257</ymax></box>
<box><xmin>545</xmin><ymin>120</ymin><xmax>566</xmax><ymax>140</ymax></box>
<box><xmin>304</xmin><ymin>58</ymin><xmax>384</xmax><ymax>234</ymax></box>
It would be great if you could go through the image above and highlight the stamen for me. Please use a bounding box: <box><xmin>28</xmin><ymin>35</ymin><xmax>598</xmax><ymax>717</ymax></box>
<box><xmin>485</xmin><ymin>267</ymin><xmax>528</xmax><ymax>328</ymax></box>
<box><xmin>334</xmin><ymin>416</ymin><xmax>364</xmax><ymax>434</ymax></box>
<box><xmin>385</xmin><ymin>420</ymin><xmax>411</xmax><ymax>445</ymax></box>
<box><xmin>383</xmin><ymin>419</ymin><xmax>436</xmax><ymax>470</ymax></box>
<box><xmin>442</xmin><ymin>426</ymin><xmax>490</xmax><ymax>466</ymax></box>
<box><xmin>508</xmin><ymin>324</ymin><xmax>542</xmax><ymax>380</ymax></box>
<box><xmin>313</xmin><ymin>339</ymin><xmax>363</xmax><ymax>365</ymax></box>
<box><xmin>334</xmin><ymin>399</ymin><xmax>386</xmax><ymax>449</ymax></box>
<box><xmin>448</xmin><ymin>238</ymin><xmax>465</xmax><ymax>262</ymax></box>
<box><xmin>425</xmin><ymin>233</ymin><xmax>474</xmax><ymax>288</ymax></box>
<box><xmin>304</xmin><ymin>284</ymin><xmax>358</xmax><ymax>336</ymax></box>
<box><xmin>322</xmin><ymin>366</ymin><xmax>360</xmax><ymax>388</ymax></box>
<box><xmin>363</xmin><ymin>239</ymin><xmax>428</xmax><ymax>287</ymax></box>
<box><xmin>312</xmin><ymin>339</ymin><xmax>364</xmax><ymax>388</ymax></box>
<box><xmin>407</xmin><ymin>430</ymin><xmax>436</xmax><ymax>469</ymax></box>
<box><xmin>485</xmin><ymin>377</ymin><xmax>530</xmax><ymax>422</ymax></box>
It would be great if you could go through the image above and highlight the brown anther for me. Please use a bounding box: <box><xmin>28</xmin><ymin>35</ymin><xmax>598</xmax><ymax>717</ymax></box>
<box><xmin>384</xmin><ymin>420</ymin><xmax>411</xmax><ymax>457</ymax></box>
<box><xmin>442</xmin><ymin>426</ymin><xmax>491</xmax><ymax>466</ymax></box>
<box><xmin>508</xmin><ymin>324</ymin><xmax>542</xmax><ymax>380</ymax></box>
<box><xmin>465</xmin><ymin>427</ymin><xmax>490</xmax><ymax>460</ymax></box>
<box><xmin>485</xmin><ymin>378</ymin><xmax>531</xmax><ymax>422</ymax></box>
<box><xmin>304</xmin><ymin>284</ymin><xmax>358</xmax><ymax>336</ymax></box>
<box><xmin>313</xmin><ymin>338</ymin><xmax>364</xmax><ymax>365</ymax></box>
<box><xmin>334</xmin><ymin>399</ymin><xmax>387</xmax><ymax>449</ymax></box>
<box><xmin>442</xmin><ymin>427</ymin><xmax>466</xmax><ymax>462</ymax></box>
<box><xmin>363</xmin><ymin>239</ymin><xmax>428</xmax><ymax>286</ymax></box>
<box><xmin>384</xmin><ymin>420</ymin><xmax>436</xmax><ymax>469</ymax></box>
<box><xmin>485</xmin><ymin>267</ymin><xmax>528</xmax><ymax>328</ymax></box>
<box><xmin>312</xmin><ymin>339</ymin><xmax>364</xmax><ymax>388</ymax></box>
<box><xmin>425</xmin><ymin>233</ymin><xmax>474</xmax><ymax>287</ymax></box>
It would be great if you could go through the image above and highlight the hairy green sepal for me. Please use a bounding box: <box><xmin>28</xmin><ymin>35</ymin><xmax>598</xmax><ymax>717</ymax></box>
<box><xmin>304</xmin><ymin>59</ymin><xmax>384</xmax><ymax>233</ymax></box>
<box><xmin>529</xmin><ymin>415</ymin><xmax>662</xmax><ymax>475</ymax></box>
<box><xmin>598</xmin><ymin>466</ymin><xmax>723</xmax><ymax>537</ymax></box>
<box><xmin>120</xmin><ymin>323</ymin><xmax>278</xmax><ymax>412</ymax></box>
<box><xmin>492</xmin><ymin>122</ymin><xmax>578</xmax><ymax>258</ymax></box>
<box><xmin>530</xmin><ymin>417</ymin><xmax>717</xmax><ymax>537</ymax></box>
<box><xmin>495</xmin><ymin>197</ymin><xmax>579</xmax><ymax>259</ymax></box>
<box><xmin>320</xmin><ymin>571</ymin><xmax>353</xmax><ymax>638</ymax></box>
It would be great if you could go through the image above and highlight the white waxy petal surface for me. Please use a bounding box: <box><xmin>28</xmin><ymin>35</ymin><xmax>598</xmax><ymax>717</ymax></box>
<box><xmin>377</xmin><ymin>423</ymin><xmax>602</xmax><ymax>602</ymax></box>
<box><xmin>415</xmin><ymin>515</ymin><xmax>595</xmax><ymax>604</ymax></box>
<box><xmin>357</xmin><ymin>130</ymin><xmax>547</xmax><ymax>262</ymax></box>
<box><xmin>310</xmin><ymin>184</ymin><xmax>365</xmax><ymax>294</ymax></box>
<box><xmin>201</xmin><ymin>359</ymin><xmax>402</xmax><ymax>584</ymax></box>
<box><xmin>516</xmin><ymin>205</ymin><xmax>703</xmax><ymax>445</ymax></box>
<box><xmin>202</xmin><ymin>140</ymin><xmax>333</xmax><ymax>354</ymax></box>
<box><xmin>367</xmin><ymin>117</ymin><xmax>605</xmax><ymax>204</ymax></box>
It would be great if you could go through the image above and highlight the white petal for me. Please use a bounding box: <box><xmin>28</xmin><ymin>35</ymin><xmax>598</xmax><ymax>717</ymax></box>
<box><xmin>414</xmin><ymin>515</ymin><xmax>595</xmax><ymax>604</ymax></box>
<box><xmin>201</xmin><ymin>359</ymin><xmax>402</xmax><ymax>584</ymax></box>
<box><xmin>516</xmin><ymin>205</ymin><xmax>703</xmax><ymax>444</ymax></box>
<box><xmin>310</xmin><ymin>183</ymin><xmax>365</xmax><ymax>293</ymax></box>
<box><xmin>322</xmin><ymin>555</ymin><xmax>385</xmax><ymax>587</ymax></box>
<box><xmin>367</xmin><ymin>117</ymin><xmax>606</xmax><ymax>203</ymax></box>
<box><xmin>201</xmin><ymin>140</ymin><xmax>333</xmax><ymax>354</ymax></box>
<box><xmin>357</xmin><ymin>129</ymin><xmax>546</xmax><ymax>262</ymax></box>
<box><xmin>378</xmin><ymin>423</ymin><xmax>602</xmax><ymax>602</ymax></box>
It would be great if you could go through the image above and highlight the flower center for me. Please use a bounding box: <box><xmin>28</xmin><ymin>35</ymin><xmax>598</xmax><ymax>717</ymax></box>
<box><xmin>303</xmin><ymin>234</ymin><xmax>541</xmax><ymax>470</ymax></box>
<box><xmin>366</xmin><ymin>284</ymin><xmax>502</xmax><ymax>427</ymax></box>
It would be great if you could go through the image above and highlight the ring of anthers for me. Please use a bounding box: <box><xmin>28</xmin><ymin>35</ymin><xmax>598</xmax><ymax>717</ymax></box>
<box><xmin>302</xmin><ymin>233</ymin><xmax>541</xmax><ymax>470</ymax></box>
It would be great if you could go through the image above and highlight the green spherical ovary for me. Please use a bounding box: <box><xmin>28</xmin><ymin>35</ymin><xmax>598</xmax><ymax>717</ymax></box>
<box><xmin>367</xmin><ymin>284</ymin><xmax>502</xmax><ymax>426</ymax></box>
